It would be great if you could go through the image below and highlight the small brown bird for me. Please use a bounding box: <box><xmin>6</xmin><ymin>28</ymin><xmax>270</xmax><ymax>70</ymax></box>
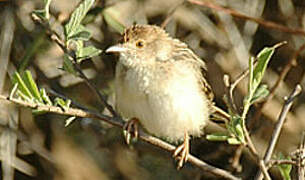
<box><xmin>106</xmin><ymin>24</ymin><xmax>214</xmax><ymax>168</ymax></box>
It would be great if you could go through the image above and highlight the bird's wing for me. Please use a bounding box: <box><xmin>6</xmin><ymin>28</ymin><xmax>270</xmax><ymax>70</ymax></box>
<box><xmin>171</xmin><ymin>39</ymin><xmax>214</xmax><ymax>102</ymax></box>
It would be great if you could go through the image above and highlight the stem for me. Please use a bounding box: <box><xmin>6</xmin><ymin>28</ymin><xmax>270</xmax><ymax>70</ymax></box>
<box><xmin>255</xmin><ymin>84</ymin><xmax>302</xmax><ymax>180</ymax></box>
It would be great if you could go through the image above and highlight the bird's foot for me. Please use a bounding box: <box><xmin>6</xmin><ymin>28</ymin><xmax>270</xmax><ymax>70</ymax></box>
<box><xmin>173</xmin><ymin>132</ymin><xmax>189</xmax><ymax>169</ymax></box>
<box><xmin>123</xmin><ymin>118</ymin><xmax>139</xmax><ymax>145</ymax></box>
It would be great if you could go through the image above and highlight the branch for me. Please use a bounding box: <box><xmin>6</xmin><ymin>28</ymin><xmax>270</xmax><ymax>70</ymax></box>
<box><xmin>224</xmin><ymin>72</ymin><xmax>270</xmax><ymax>179</ymax></box>
<box><xmin>255</xmin><ymin>84</ymin><xmax>302</xmax><ymax>180</ymax></box>
<box><xmin>297</xmin><ymin>131</ymin><xmax>305</xmax><ymax>180</ymax></box>
<box><xmin>266</xmin><ymin>159</ymin><xmax>298</xmax><ymax>169</ymax></box>
<box><xmin>0</xmin><ymin>95</ymin><xmax>240</xmax><ymax>180</ymax></box>
<box><xmin>187</xmin><ymin>0</ymin><xmax>305</xmax><ymax>36</ymax></box>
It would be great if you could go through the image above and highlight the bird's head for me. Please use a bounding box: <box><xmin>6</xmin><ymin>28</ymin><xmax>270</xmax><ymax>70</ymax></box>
<box><xmin>106</xmin><ymin>25</ymin><xmax>178</xmax><ymax>67</ymax></box>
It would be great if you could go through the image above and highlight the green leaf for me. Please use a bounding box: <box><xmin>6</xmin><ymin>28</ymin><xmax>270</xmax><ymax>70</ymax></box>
<box><xmin>244</xmin><ymin>43</ymin><xmax>283</xmax><ymax>116</ymax></box>
<box><xmin>23</xmin><ymin>70</ymin><xmax>43</xmax><ymax>103</ymax></box>
<box><xmin>250</xmin><ymin>84</ymin><xmax>269</xmax><ymax>104</ymax></box>
<box><xmin>276</xmin><ymin>153</ymin><xmax>292</xmax><ymax>180</ymax></box>
<box><xmin>103</xmin><ymin>9</ymin><xmax>125</xmax><ymax>34</ymax></box>
<box><xmin>206</xmin><ymin>133</ymin><xmax>229</xmax><ymax>141</ymax></box>
<box><xmin>64</xmin><ymin>0</ymin><xmax>95</xmax><ymax>40</ymax></box>
<box><xmin>65</xmin><ymin>116</ymin><xmax>76</xmax><ymax>127</ymax></box>
<box><xmin>68</xmin><ymin>25</ymin><xmax>91</xmax><ymax>41</ymax></box>
<box><xmin>227</xmin><ymin>137</ymin><xmax>241</xmax><ymax>145</ymax></box>
<box><xmin>32</xmin><ymin>0</ymin><xmax>52</xmax><ymax>20</ymax></box>
<box><xmin>54</xmin><ymin>98</ymin><xmax>71</xmax><ymax>111</ymax></box>
<box><xmin>62</xmin><ymin>54</ymin><xmax>77</xmax><ymax>75</ymax></box>
<box><xmin>248</xmin><ymin>57</ymin><xmax>255</xmax><ymax>95</ymax></box>
<box><xmin>227</xmin><ymin>114</ymin><xmax>245</xmax><ymax>144</ymax></box>
<box><xmin>9</xmin><ymin>83</ymin><xmax>18</xmax><ymax>100</ymax></box>
<box><xmin>12</xmin><ymin>72</ymin><xmax>33</xmax><ymax>100</ymax></box>
<box><xmin>76</xmin><ymin>45</ymin><xmax>102</xmax><ymax>62</ymax></box>
<box><xmin>249</xmin><ymin>43</ymin><xmax>283</xmax><ymax>95</ymax></box>
<box><xmin>40</xmin><ymin>88</ymin><xmax>53</xmax><ymax>105</ymax></box>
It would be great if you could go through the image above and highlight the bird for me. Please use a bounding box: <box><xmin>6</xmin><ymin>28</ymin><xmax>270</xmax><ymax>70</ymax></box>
<box><xmin>106</xmin><ymin>24</ymin><xmax>214</xmax><ymax>168</ymax></box>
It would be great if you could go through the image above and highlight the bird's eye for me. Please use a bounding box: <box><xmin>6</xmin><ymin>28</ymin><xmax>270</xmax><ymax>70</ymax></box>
<box><xmin>125</xmin><ymin>37</ymin><xmax>129</xmax><ymax>42</ymax></box>
<box><xmin>136</xmin><ymin>40</ymin><xmax>144</xmax><ymax>48</ymax></box>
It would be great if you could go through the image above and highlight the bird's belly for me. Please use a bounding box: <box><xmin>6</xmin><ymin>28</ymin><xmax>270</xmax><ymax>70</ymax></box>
<box><xmin>116</xmin><ymin>83</ymin><xmax>209</xmax><ymax>142</ymax></box>
<box><xmin>115</xmin><ymin>64</ymin><xmax>209</xmax><ymax>142</ymax></box>
<box><xmin>143</xmin><ymin>89</ymin><xmax>209</xmax><ymax>142</ymax></box>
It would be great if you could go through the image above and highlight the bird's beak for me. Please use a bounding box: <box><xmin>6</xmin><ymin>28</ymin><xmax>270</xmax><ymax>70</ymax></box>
<box><xmin>106</xmin><ymin>44</ymin><xmax>127</xmax><ymax>54</ymax></box>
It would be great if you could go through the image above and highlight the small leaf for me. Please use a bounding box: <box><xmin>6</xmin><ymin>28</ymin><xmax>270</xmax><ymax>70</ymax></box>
<box><xmin>23</xmin><ymin>70</ymin><xmax>43</xmax><ymax>103</ymax></box>
<box><xmin>250</xmin><ymin>43</ymin><xmax>281</xmax><ymax>93</ymax></box>
<box><xmin>32</xmin><ymin>10</ymin><xmax>48</xmax><ymax>20</ymax></box>
<box><xmin>276</xmin><ymin>153</ymin><xmax>292</xmax><ymax>180</ymax></box>
<box><xmin>76</xmin><ymin>45</ymin><xmax>102</xmax><ymax>62</ymax></box>
<box><xmin>64</xmin><ymin>0</ymin><xmax>95</xmax><ymax>40</ymax></box>
<box><xmin>227</xmin><ymin>137</ymin><xmax>242</xmax><ymax>145</ymax></box>
<box><xmin>40</xmin><ymin>88</ymin><xmax>53</xmax><ymax>105</ymax></box>
<box><xmin>68</xmin><ymin>25</ymin><xmax>91</xmax><ymax>41</ymax></box>
<box><xmin>227</xmin><ymin>114</ymin><xmax>245</xmax><ymax>144</ymax></box>
<box><xmin>62</xmin><ymin>54</ymin><xmax>77</xmax><ymax>75</ymax></box>
<box><xmin>54</xmin><ymin>98</ymin><xmax>71</xmax><ymax>111</ymax></box>
<box><xmin>16</xmin><ymin>90</ymin><xmax>33</xmax><ymax>102</ymax></box>
<box><xmin>278</xmin><ymin>165</ymin><xmax>292</xmax><ymax>180</ymax></box>
<box><xmin>250</xmin><ymin>84</ymin><xmax>269</xmax><ymax>104</ymax></box>
<box><xmin>206</xmin><ymin>133</ymin><xmax>229</xmax><ymax>141</ymax></box>
<box><xmin>32</xmin><ymin>0</ymin><xmax>52</xmax><ymax>20</ymax></box>
<box><xmin>12</xmin><ymin>72</ymin><xmax>33</xmax><ymax>100</ymax></box>
<box><xmin>248</xmin><ymin>57</ymin><xmax>255</xmax><ymax>95</ymax></box>
<box><xmin>65</xmin><ymin>116</ymin><xmax>76</xmax><ymax>127</ymax></box>
<box><xmin>9</xmin><ymin>83</ymin><xmax>18</xmax><ymax>100</ymax></box>
<box><xmin>54</xmin><ymin>97</ymin><xmax>66</xmax><ymax>108</ymax></box>
<box><xmin>234</xmin><ymin>123</ymin><xmax>245</xmax><ymax>143</ymax></box>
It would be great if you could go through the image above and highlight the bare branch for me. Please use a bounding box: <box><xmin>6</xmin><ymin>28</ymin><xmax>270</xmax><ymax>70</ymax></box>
<box><xmin>187</xmin><ymin>0</ymin><xmax>305</xmax><ymax>36</ymax></box>
<box><xmin>255</xmin><ymin>84</ymin><xmax>302</xmax><ymax>180</ymax></box>
<box><xmin>298</xmin><ymin>131</ymin><xmax>305</xmax><ymax>180</ymax></box>
<box><xmin>266</xmin><ymin>159</ymin><xmax>298</xmax><ymax>169</ymax></box>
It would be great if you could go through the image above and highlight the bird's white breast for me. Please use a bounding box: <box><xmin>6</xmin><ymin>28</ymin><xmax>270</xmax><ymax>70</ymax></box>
<box><xmin>115</xmin><ymin>61</ymin><xmax>210</xmax><ymax>142</ymax></box>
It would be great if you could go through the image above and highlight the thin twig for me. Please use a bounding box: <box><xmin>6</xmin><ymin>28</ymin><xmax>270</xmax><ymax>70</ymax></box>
<box><xmin>266</xmin><ymin>159</ymin><xmax>298</xmax><ymax>169</ymax></box>
<box><xmin>0</xmin><ymin>94</ymin><xmax>240</xmax><ymax>180</ymax></box>
<box><xmin>223</xmin><ymin>74</ymin><xmax>238</xmax><ymax>114</ymax></box>
<box><xmin>230</xmin><ymin>145</ymin><xmax>243</xmax><ymax>172</ymax></box>
<box><xmin>187</xmin><ymin>0</ymin><xmax>305</xmax><ymax>36</ymax></box>
<box><xmin>223</xmin><ymin>59</ymin><xmax>259</xmax><ymax>114</ymax></box>
<box><xmin>298</xmin><ymin>131</ymin><xmax>305</xmax><ymax>180</ymax></box>
<box><xmin>259</xmin><ymin>160</ymin><xmax>272</xmax><ymax>180</ymax></box>
<box><xmin>255</xmin><ymin>84</ymin><xmax>302</xmax><ymax>180</ymax></box>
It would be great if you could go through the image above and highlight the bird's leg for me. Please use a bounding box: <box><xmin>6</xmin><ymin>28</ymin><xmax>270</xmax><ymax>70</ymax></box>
<box><xmin>173</xmin><ymin>131</ymin><xmax>189</xmax><ymax>169</ymax></box>
<box><xmin>123</xmin><ymin>117</ymin><xmax>139</xmax><ymax>145</ymax></box>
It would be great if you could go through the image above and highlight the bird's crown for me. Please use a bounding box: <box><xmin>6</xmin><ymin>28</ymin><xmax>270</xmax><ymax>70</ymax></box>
<box><xmin>122</xmin><ymin>24</ymin><xmax>169</xmax><ymax>43</ymax></box>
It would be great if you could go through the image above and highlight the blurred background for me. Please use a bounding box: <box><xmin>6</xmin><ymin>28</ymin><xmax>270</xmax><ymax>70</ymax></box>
<box><xmin>0</xmin><ymin>0</ymin><xmax>305</xmax><ymax>179</ymax></box>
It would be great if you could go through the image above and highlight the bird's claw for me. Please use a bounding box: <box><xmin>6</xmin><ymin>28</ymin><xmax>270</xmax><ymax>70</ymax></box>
<box><xmin>123</xmin><ymin>118</ymin><xmax>139</xmax><ymax>145</ymax></box>
<box><xmin>173</xmin><ymin>132</ymin><xmax>189</xmax><ymax>169</ymax></box>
